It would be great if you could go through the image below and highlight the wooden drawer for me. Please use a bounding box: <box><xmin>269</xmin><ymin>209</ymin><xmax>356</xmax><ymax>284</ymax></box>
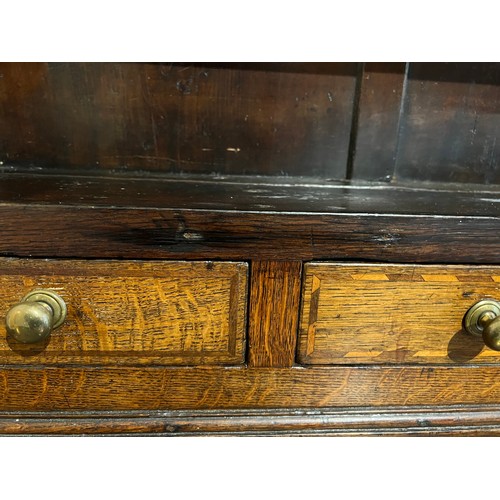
<box><xmin>0</xmin><ymin>259</ymin><xmax>248</xmax><ymax>365</ymax></box>
<box><xmin>298</xmin><ymin>263</ymin><xmax>500</xmax><ymax>365</ymax></box>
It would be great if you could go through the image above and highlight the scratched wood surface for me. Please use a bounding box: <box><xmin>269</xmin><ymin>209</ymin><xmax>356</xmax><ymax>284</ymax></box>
<box><xmin>1</xmin><ymin>175</ymin><xmax>500</xmax><ymax>264</ymax></box>
<box><xmin>2</xmin><ymin>365</ymin><xmax>500</xmax><ymax>410</ymax></box>
<box><xmin>394</xmin><ymin>63</ymin><xmax>500</xmax><ymax>184</ymax></box>
<box><xmin>1</xmin><ymin>63</ymin><xmax>500</xmax><ymax>186</ymax></box>
<box><xmin>0</xmin><ymin>259</ymin><xmax>248</xmax><ymax>365</ymax></box>
<box><xmin>349</xmin><ymin>63</ymin><xmax>500</xmax><ymax>185</ymax></box>
<box><xmin>3</xmin><ymin>405</ymin><xmax>500</xmax><ymax>435</ymax></box>
<box><xmin>2</xmin><ymin>172</ymin><xmax>500</xmax><ymax>216</ymax></box>
<box><xmin>298</xmin><ymin>263</ymin><xmax>500</xmax><ymax>364</ymax></box>
<box><xmin>0</xmin><ymin>62</ymin><xmax>357</xmax><ymax>178</ymax></box>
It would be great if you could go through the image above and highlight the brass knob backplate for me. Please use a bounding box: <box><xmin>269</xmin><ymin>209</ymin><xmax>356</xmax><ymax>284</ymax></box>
<box><xmin>5</xmin><ymin>289</ymin><xmax>67</xmax><ymax>344</ymax></box>
<box><xmin>463</xmin><ymin>299</ymin><xmax>500</xmax><ymax>351</ymax></box>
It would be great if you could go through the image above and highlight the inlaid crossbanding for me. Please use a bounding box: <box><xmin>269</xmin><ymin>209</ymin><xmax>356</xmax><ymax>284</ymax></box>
<box><xmin>300</xmin><ymin>264</ymin><xmax>500</xmax><ymax>364</ymax></box>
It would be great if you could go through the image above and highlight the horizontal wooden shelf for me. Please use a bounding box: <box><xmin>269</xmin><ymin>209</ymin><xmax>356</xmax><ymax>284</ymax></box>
<box><xmin>1</xmin><ymin>170</ymin><xmax>500</xmax><ymax>216</ymax></box>
<box><xmin>0</xmin><ymin>172</ymin><xmax>499</xmax><ymax>263</ymax></box>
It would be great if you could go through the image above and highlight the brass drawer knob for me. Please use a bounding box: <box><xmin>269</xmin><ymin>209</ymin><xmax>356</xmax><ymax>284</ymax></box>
<box><xmin>5</xmin><ymin>290</ymin><xmax>67</xmax><ymax>344</ymax></box>
<box><xmin>464</xmin><ymin>299</ymin><xmax>500</xmax><ymax>351</ymax></box>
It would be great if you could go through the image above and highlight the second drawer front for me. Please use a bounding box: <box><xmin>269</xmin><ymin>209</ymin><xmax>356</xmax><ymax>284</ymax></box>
<box><xmin>298</xmin><ymin>263</ymin><xmax>500</xmax><ymax>365</ymax></box>
<box><xmin>0</xmin><ymin>259</ymin><xmax>248</xmax><ymax>365</ymax></box>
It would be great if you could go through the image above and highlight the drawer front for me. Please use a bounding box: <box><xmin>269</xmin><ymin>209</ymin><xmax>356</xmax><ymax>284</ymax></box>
<box><xmin>298</xmin><ymin>263</ymin><xmax>500</xmax><ymax>365</ymax></box>
<box><xmin>0</xmin><ymin>259</ymin><xmax>248</xmax><ymax>365</ymax></box>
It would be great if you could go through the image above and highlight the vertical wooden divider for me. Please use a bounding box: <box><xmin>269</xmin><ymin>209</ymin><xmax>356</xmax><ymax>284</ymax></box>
<box><xmin>247</xmin><ymin>261</ymin><xmax>303</xmax><ymax>367</ymax></box>
<box><xmin>350</xmin><ymin>62</ymin><xmax>407</xmax><ymax>182</ymax></box>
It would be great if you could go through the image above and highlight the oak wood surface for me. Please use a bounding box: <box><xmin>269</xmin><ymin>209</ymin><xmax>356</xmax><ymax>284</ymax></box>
<box><xmin>248</xmin><ymin>261</ymin><xmax>302</xmax><ymax>367</ymax></box>
<box><xmin>2</xmin><ymin>405</ymin><xmax>500</xmax><ymax>435</ymax></box>
<box><xmin>0</xmin><ymin>62</ymin><xmax>357</xmax><ymax>178</ymax></box>
<box><xmin>0</xmin><ymin>259</ymin><xmax>248</xmax><ymax>365</ymax></box>
<box><xmin>2</xmin><ymin>171</ymin><xmax>500</xmax><ymax>216</ymax></box>
<box><xmin>347</xmin><ymin>63</ymin><xmax>500</xmax><ymax>186</ymax></box>
<box><xmin>2</xmin><ymin>63</ymin><xmax>500</xmax><ymax>186</ymax></box>
<box><xmin>1</xmin><ymin>174</ymin><xmax>499</xmax><ymax>263</ymax></box>
<box><xmin>299</xmin><ymin>263</ymin><xmax>500</xmax><ymax>364</ymax></box>
<box><xmin>2</xmin><ymin>365</ymin><xmax>500</xmax><ymax>411</ymax></box>
<box><xmin>2</xmin><ymin>62</ymin><xmax>500</xmax><ymax>436</ymax></box>
<box><xmin>0</xmin><ymin>205</ymin><xmax>498</xmax><ymax>263</ymax></box>
<box><xmin>395</xmin><ymin>63</ymin><xmax>500</xmax><ymax>184</ymax></box>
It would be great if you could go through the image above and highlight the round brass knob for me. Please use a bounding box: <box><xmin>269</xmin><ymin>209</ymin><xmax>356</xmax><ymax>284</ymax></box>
<box><xmin>463</xmin><ymin>299</ymin><xmax>500</xmax><ymax>351</ymax></box>
<box><xmin>482</xmin><ymin>316</ymin><xmax>500</xmax><ymax>351</ymax></box>
<box><xmin>5</xmin><ymin>290</ymin><xmax>67</xmax><ymax>344</ymax></box>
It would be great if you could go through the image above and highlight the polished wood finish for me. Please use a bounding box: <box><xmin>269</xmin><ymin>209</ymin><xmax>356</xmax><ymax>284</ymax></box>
<box><xmin>1</xmin><ymin>62</ymin><xmax>500</xmax><ymax>435</ymax></box>
<box><xmin>0</xmin><ymin>259</ymin><xmax>248</xmax><ymax>365</ymax></box>
<box><xmin>2</xmin><ymin>405</ymin><xmax>500</xmax><ymax>436</ymax></box>
<box><xmin>2</xmin><ymin>365</ymin><xmax>500</xmax><ymax>410</ymax></box>
<box><xmin>299</xmin><ymin>263</ymin><xmax>500</xmax><ymax>364</ymax></box>
<box><xmin>248</xmin><ymin>261</ymin><xmax>302</xmax><ymax>367</ymax></box>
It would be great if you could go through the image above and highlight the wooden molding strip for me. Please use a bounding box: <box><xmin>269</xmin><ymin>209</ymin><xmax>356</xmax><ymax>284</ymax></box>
<box><xmin>2</xmin><ymin>405</ymin><xmax>500</xmax><ymax>435</ymax></box>
<box><xmin>0</xmin><ymin>204</ymin><xmax>499</xmax><ymax>263</ymax></box>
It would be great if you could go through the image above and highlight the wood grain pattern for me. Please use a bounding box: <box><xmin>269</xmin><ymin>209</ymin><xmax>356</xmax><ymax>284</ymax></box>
<box><xmin>2</xmin><ymin>365</ymin><xmax>500</xmax><ymax>410</ymax></box>
<box><xmin>248</xmin><ymin>261</ymin><xmax>302</xmax><ymax>367</ymax></box>
<box><xmin>2</xmin><ymin>63</ymin><xmax>499</xmax><ymax>186</ymax></box>
<box><xmin>299</xmin><ymin>263</ymin><xmax>500</xmax><ymax>364</ymax></box>
<box><xmin>0</xmin><ymin>62</ymin><xmax>357</xmax><ymax>178</ymax></box>
<box><xmin>0</xmin><ymin>259</ymin><xmax>248</xmax><ymax>365</ymax></box>
<box><xmin>2</xmin><ymin>405</ymin><xmax>500</xmax><ymax>435</ymax></box>
<box><xmin>0</xmin><ymin>198</ymin><xmax>499</xmax><ymax>264</ymax></box>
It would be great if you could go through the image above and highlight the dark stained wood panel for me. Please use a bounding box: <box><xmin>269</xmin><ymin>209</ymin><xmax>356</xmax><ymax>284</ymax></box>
<box><xmin>0</xmin><ymin>259</ymin><xmax>248</xmax><ymax>365</ymax></box>
<box><xmin>350</xmin><ymin>63</ymin><xmax>407</xmax><ymax>181</ymax></box>
<box><xmin>0</xmin><ymin>62</ymin><xmax>358</xmax><ymax>178</ymax></box>
<box><xmin>0</xmin><ymin>174</ymin><xmax>499</xmax><ymax>263</ymax></box>
<box><xmin>0</xmin><ymin>204</ymin><xmax>499</xmax><ymax>263</ymax></box>
<box><xmin>248</xmin><ymin>261</ymin><xmax>302</xmax><ymax>367</ymax></box>
<box><xmin>2</xmin><ymin>172</ymin><xmax>500</xmax><ymax>216</ymax></box>
<box><xmin>394</xmin><ymin>63</ymin><xmax>500</xmax><ymax>184</ymax></box>
<box><xmin>2</xmin><ymin>62</ymin><xmax>499</xmax><ymax>186</ymax></box>
<box><xmin>298</xmin><ymin>263</ymin><xmax>500</xmax><ymax>365</ymax></box>
<box><xmin>2</xmin><ymin>365</ymin><xmax>500</xmax><ymax>410</ymax></box>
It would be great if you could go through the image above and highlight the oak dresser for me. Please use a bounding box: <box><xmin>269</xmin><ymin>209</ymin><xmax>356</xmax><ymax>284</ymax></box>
<box><xmin>1</xmin><ymin>62</ymin><xmax>499</xmax><ymax>435</ymax></box>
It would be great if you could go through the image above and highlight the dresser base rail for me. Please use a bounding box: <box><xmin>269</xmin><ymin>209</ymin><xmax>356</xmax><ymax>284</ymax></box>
<box><xmin>2</xmin><ymin>405</ymin><xmax>500</xmax><ymax>436</ymax></box>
